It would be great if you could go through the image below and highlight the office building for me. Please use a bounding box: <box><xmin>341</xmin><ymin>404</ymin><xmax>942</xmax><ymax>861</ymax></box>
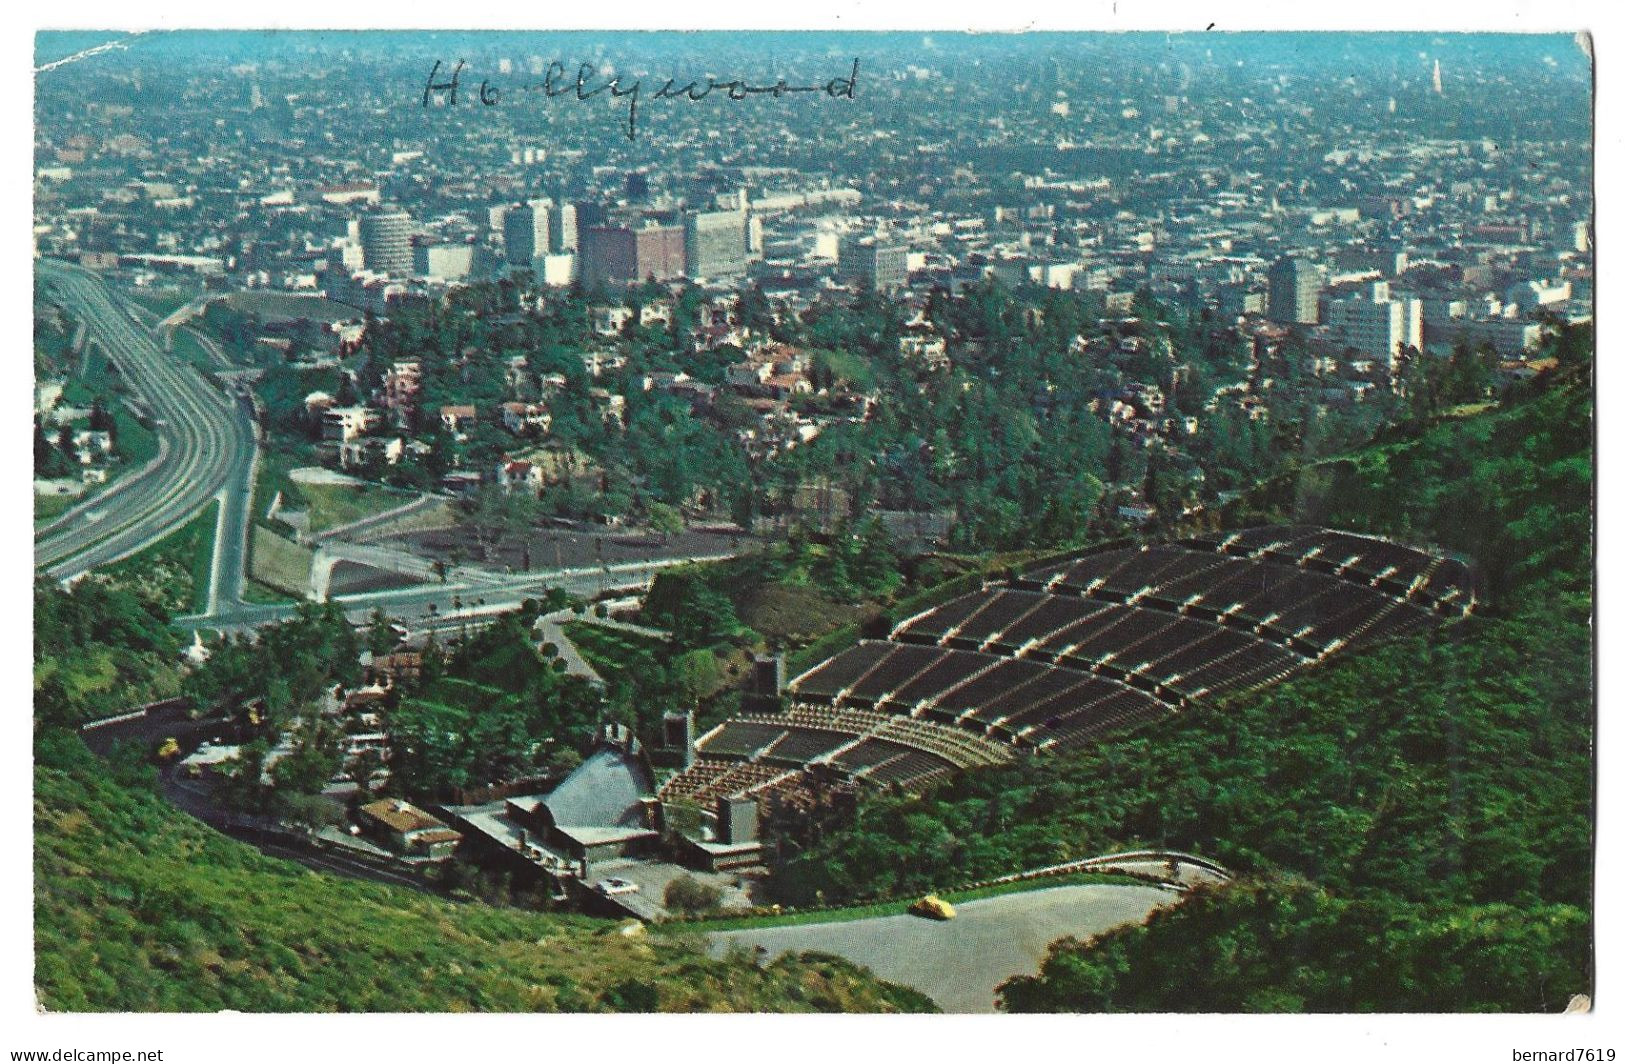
<box><xmin>413</xmin><ymin>241</ymin><xmax>474</xmax><ymax>282</ymax></box>
<box><xmin>550</xmin><ymin>203</ymin><xmax>578</xmax><ymax>253</ymax></box>
<box><xmin>839</xmin><ymin>237</ymin><xmax>909</xmax><ymax>290</ymax></box>
<box><xmin>358</xmin><ymin>208</ymin><xmax>413</xmax><ymax>277</ymax></box>
<box><xmin>539</xmin><ymin>253</ymin><xmax>576</xmax><ymax>287</ymax></box>
<box><xmin>503</xmin><ymin>199</ymin><xmax>551</xmax><ymax>269</ymax></box>
<box><xmin>579</xmin><ymin>223</ymin><xmax>686</xmax><ymax>287</ymax></box>
<box><xmin>684</xmin><ymin>210</ymin><xmax>750</xmax><ymax>281</ymax></box>
<box><xmin>1267</xmin><ymin>255</ymin><xmax>1322</xmax><ymax>325</ymax></box>
<box><xmin>1324</xmin><ymin>281</ymin><xmax>1423</xmax><ymax>366</ymax></box>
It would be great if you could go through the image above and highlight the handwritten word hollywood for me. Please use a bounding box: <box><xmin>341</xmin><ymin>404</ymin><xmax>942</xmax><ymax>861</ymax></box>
<box><xmin>422</xmin><ymin>58</ymin><xmax>860</xmax><ymax>141</ymax></box>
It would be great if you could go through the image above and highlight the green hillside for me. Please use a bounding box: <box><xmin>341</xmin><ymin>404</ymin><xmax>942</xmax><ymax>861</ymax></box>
<box><xmin>33</xmin><ymin>732</ymin><xmax>934</xmax><ymax>1013</ymax></box>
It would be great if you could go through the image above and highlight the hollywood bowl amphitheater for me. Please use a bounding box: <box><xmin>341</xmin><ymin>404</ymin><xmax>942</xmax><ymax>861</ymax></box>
<box><xmin>658</xmin><ymin>526</ymin><xmax>1476</xmax><ymax>814</ymax></box>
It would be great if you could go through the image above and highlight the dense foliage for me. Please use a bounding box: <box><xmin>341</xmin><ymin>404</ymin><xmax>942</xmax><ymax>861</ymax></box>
<box><xmin>33</xmin><ymin>733</ymin><xmax>934</xmax><ymax>1012</ymax></box>
<box><xmin>34</xmin><ymin>578</ymin><xmax>182</xmax><ymax>727</ymax></box>
<box><xmin>1000</xmin><ymin>878</ymin><xmax>1588</xmax><ymax>1013</ymax></box>
<box><xmin>388</xmin><ymin>616</ymin><xmax>604</xmax><ymax>797</ymax></box>
<box><xmin>183</xmin><ymin>600</ymin><xmax>362</xmax><ymax>720</ymax></box>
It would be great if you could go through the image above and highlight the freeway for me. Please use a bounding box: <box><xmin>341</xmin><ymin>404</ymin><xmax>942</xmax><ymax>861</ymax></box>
<box><xmin>34</xmin><ymin>260</ymin><xmax>258</xmax><ymax>588</ymax></box>
<box><xmin>32</xmin><ymin>260</ymin><xmax>749</xmax><ymax>637</ymax></box>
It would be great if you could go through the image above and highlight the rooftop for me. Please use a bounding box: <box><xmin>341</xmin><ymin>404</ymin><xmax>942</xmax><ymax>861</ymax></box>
<box><xmin>360</xmin><ymin>798</ymin><xmax>447</xmax><ymax>835</ymax></box>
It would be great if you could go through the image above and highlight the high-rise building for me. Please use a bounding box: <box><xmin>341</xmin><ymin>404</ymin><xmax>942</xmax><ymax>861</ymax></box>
<box><xmin>683</xmin><ymin>210</ymin><xmax>750</xmax><ymax>281</ymax></box>
<box><xmin>550</xmin><ymin>203</ymin><xmax>578</xmax><ymax>254</ymax></box>
<box><xmin>503</xmin><ymin>199</ymin><xmax>551</xmax><ymax>269</ymax></box>
<box><xmin>839</xmin><ymin>237</ymin><xmax>909</xmax><ymax>290</ymax></box>
<box><xmin>358</xmin><ymin>208</ymin><xmax>413</xmax><ymax>277</ymax></box>
<box><xmin>579</xmin><ymin>223</ymin><xmax>685</xmax><ymax>288</ymax></box>
<box><xmin>573</xmin><ymin>200</ymin><xmax>608</xmax><ymax>228</ymax></box>
<box><xmin>1267</xmin><ymin>256</ymin><xmax>1322</xmax><ymax>325</ymax></box>
<box><xmin>1324</xmin><ymin>281</ymin><xmax>1423</xmax><ymax>367</ymax></box>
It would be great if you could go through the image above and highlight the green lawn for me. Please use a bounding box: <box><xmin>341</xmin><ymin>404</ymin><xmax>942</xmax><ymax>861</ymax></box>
<box><xmin>95</xmin><ymin>501</ymin><xmax>219</xmax><ymax>615</ymax></box>
<box><xmin>123</xmin><ymin>287</ymin><xmax>197</xmax><ymax>321</ymax></box>
<box><xmin>111</xmin><ymin>405</ymin><xmax>158</xmax><ymax>466</ymax></box>
<box><xmin>249</xmin><ymin>524</ymin><xmax>313</xmax><ymax>598</ymax></box>
<box><xmin>298</xmin><ymin>481</ymin><xmax>412</xmax><ymax>534</ymax></box>
<box><xmin>256</xmin><ymin>446</ymin><xmax>311</xmax><ymax>514</ymax></box>
<box><xmin>302</xmin><ymin>484</ymin><xmax>412</xmax><ymax>532</ymax></box>
<box><xmin>243</xmin><ymin>579</ymin><xmax>303</xmax><ymax>605</ymax></box>
<box><xmin>34</xmin><ymin>492</ymin><xmax>80</xmax><ymax>525</ymax></box>
<box><xmin>561</xmin><ymin>621</ymin><xmax>668</xmax><ymax>685</ymax></box>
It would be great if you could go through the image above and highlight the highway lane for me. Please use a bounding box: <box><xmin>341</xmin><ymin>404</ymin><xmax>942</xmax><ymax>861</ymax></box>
<box><xmin>206</xmin><ymin>416</ymin><xmax>261</xmax><ymax>616</ymax></box>
<box><xmin>38</xmin><ymin>264</ymin><xmax>235</xmax><ymax>571</ymax></box>
<box><xmin>34</xmin><ymin>261</ymin><xmax>257</xmax><ymax>587</ymax></box>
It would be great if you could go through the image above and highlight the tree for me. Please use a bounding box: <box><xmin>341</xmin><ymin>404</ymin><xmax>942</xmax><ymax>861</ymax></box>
<box><xmin>670</xmin><ymin>648</ymin><xmax>721</xmax><ymax>705</ymax></box>
<box><xmin>35</xmin><ymin>416</ymin><xmax>66</xmax><ymax>477</ymax></box>
<box><xmin>218</xmin><ymin>740</ymin><xmax>271</xmax><ymax>813</ymax></box>
<box><xmin>647</xmin><ymin>501</ymin><xmax>683</xmax><ymax>545</ymax></box>
<box><xmin>999</xmin><ymin>878</ymin><xmax>1591</xmax><ymax>1013</ymax></box>
<box><xmin>546</xmin><ymin>745</ymin><xmax>583</xmax><ymax>777</ymax></box>
<box><xmin>366</xmin><ymin>608</ymin><xmax>398</xmax><ymax>656</ymax></box>
<box><xmin>664</xmin><ymin>874</ymin><xmax>723</xmax><ymax>915</ymax></box>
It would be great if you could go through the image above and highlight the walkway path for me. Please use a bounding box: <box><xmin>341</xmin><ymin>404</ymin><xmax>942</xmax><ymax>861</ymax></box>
<box><xmin>534</xmin><ymin>609</ymin><xmax>606</xmax><ymax>687</ymax></box>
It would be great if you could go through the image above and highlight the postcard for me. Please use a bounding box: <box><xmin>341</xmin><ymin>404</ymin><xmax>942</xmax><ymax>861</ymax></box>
<box><xmin>23</xmin><ymin>19</ymin><xmax>1600</xmax><ymax>1057</ymax></box>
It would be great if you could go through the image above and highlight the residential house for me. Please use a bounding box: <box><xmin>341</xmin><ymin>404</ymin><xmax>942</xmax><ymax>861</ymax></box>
<box><xmin>580</xmin><ymin>350</ymin><xmax>628</xmax><ymax>378</ymax></box>
<box><xmin>500</xmin><ymin>401</ymin><xmax>553</xmax><ymax>437</ymax></box>
<box><xmin>338</xmin><ymin>436</ymin><xmax>404</xmax><ymax>469</ymax></box>
<box><xmin>440</xmin><ymin>404</ymin><xmax>477</xmax><ymax>439</ymax></box>
<box><xmin>496</xmin><ymin>456</ymin><xmax>545</xmax><ymax>494</ymax></box>
<box><xmin>898</xmin><ymin>327</ymin><xmax>950</xmax><ymax>369</ymax></box>
<box><xmin>322</xmin><ymin>406</ymin><xmax>375</xmax><ymax>443</ymax></box>
<box><xmin>504</xmin><ymin>354</ymin><xmax>530</xmax><ymax>392</ymax></box>
<box><xmin>381</xmin><ymin>360</ymin><xmax>421</xmax><ymax>421</ymax></box>
<box><xmin>72</xmin><ymin>429</ymin><xmax>113</xmax><ymax>460</ymax></box>
<box><xmin>590</xmin><ymin>305</ymin><xmax>634</xmax><ymax>336</ymax></box>
<box><xmin>589</xmin><ymin>388</ymin><xmax>626</xmax><ymax>427</ymax></box>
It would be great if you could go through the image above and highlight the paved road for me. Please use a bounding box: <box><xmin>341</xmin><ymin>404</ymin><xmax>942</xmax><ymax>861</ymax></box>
<box><xmin>176</xmin><ymin>553</ymin><xmax>739</xmax><ymax>634</ymax></box>
<box><xmin>34</xmin><ymin>260</ymin><xmax>258</xmax><ymax>586</ymax></box>
<box><xmin>709</xmin><ymin>882</ymin><xmax>1181</xmax><ymax>1013</ymax></box>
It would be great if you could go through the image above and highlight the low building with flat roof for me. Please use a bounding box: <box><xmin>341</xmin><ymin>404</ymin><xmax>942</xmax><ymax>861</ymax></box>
<box><xmin>357</xmin><ymin>798</ymin><xmax>462</xmax><ymax>860</ymax></box>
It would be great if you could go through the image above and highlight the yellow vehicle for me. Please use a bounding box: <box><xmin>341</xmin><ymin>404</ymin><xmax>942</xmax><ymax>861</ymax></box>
<box><xmin>909</xmin><ymin>894</ymin><xmax>956</xmax><ymax>920</ymax></box>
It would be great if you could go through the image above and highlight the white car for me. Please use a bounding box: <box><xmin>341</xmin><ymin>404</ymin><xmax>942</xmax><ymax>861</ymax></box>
<box><xmin>595</xmin><ymin>877</ymin><xmax>640</xmax><ymax>896</ymax></box>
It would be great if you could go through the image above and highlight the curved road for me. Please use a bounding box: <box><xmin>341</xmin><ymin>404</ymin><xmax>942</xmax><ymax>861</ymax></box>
<box><xmin>710</xmin><ymin>882</ymin><xmax>1185</xmax><ymax>1013</ymax></box>
<box><xmin>34</xmin><ymin>260</ymin><xmax>257</xmax><ymax>586</ymax></box>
